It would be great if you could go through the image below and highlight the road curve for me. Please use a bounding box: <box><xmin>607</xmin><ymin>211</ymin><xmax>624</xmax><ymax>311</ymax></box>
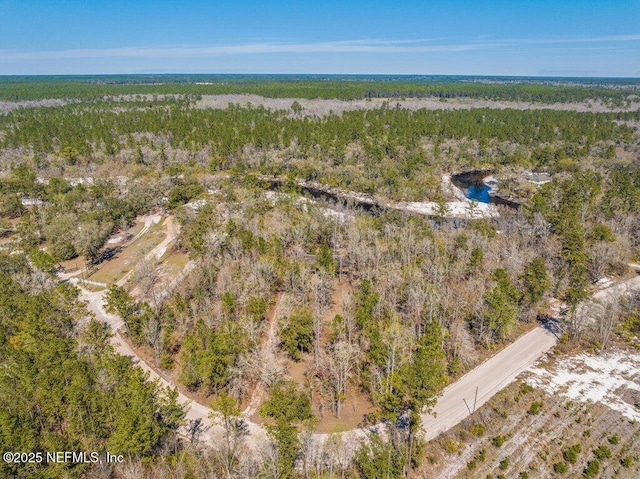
<box><xmin>79</xmin><ymin>286</ymin><xmax>269</xmax><ymax>447</ymax></box>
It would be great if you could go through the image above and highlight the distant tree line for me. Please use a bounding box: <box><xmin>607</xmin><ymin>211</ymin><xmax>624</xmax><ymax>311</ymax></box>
<box><xmin>0</xmin><ymin>77</ymin><xmax>637</xmax><ymax>104</ymax></box>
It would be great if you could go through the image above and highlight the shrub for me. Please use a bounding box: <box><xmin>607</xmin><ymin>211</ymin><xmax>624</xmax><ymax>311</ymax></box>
<box><xmin>159</xmin><ymin>352</ymin><xmax>174</xmax><ymax>370</ymax></box>
<box><xmin>593</xmin><ymin>445</ymin><xmax>612</xmax><ymax>460</ymax></box>
<box><xmin>563</xmin><ymin>444</ymin><xmax>582</xmax><ymax>464</ymax></box>
<box><xmin>470</xmin><ymin>423</ymin><xmax>486</xmax><ymax>437</ymax></box>
<box><xmin>443</xmin><ymin>439</ymin><xmax>458</xmax><ymax>453</ymax></box>
<box><xmin>554</xmin><ymin>462</ymin><xmax>569</xmax><ymax>473</ymax></box>
<box><xmin>478</xmin><ymin>448</ymin><xmax>487</xmax><ymax>462</ymax></box>
<box><xmin>607</xmin><ymin>435</ymin><xmax>619</xmax><ymax>445</ymax></box>
<box><xmin>468</xmin><ymin>448</ymin><xmax>487</xmax><ymax>469</ymax></box>
<box><xmin>620</xmin><ymin>456</ymin><xmax>633</xmax><ymax>467</ymax></box>
<box><xmin>520</xmin><ymin>383</ymin><xmax>534</xmax><ymax>394</ymax></box>
<box><xmin>589</xmin><ymin>223</ymin><xmax>615</xmax><ymax>242</ymax></box>
<box><xmin>528</xmin><ymin>401</ymin><xmax>544</xmax><ymax>415</ymax></box>
<box><xmin>583</xmin><ymin>459</ymin><xmax>600</xmax><ymax>478</ymax></box>
<box><xmin>499</xmin><ymin>457</ymin><xmax>510</xmax><ymax>470</ymax></box>
<box><xmin>447</xmin><ymin>357</ymin><xmax>462</xmax><ymax>375</ymax></box>
<box><xmin>492</xmin><ymin>435</ymin><xmax>506</xmax><ymax>447</ymax></box>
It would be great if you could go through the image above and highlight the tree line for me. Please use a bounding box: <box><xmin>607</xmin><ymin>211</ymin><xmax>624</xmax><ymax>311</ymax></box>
<box><xmin>0</xmin><ymin>76</ymin><xmax>637</xmax><ymax>104</ymax></box>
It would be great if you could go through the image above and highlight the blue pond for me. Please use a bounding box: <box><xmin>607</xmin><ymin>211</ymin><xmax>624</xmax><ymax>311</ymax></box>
<box><xmin>452</xmin><ymin>171</ymin><xmax>520</xmax><ymax>209</ymax></box>
<box><xmin>465</xmin><ymin>184</ymin><xmax>492</xmax><ymax>203</ymax></box>
<box><xmin>452</xmin><ymin>171</ymin><xmax>495</xmax><ymax>204</ymax></box>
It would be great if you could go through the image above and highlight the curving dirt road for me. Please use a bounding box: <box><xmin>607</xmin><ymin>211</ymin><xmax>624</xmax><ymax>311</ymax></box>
<box><xmin>72</xmin><ymin>216</ymin><xmax>270</xmax><ymax>447</ymax></box>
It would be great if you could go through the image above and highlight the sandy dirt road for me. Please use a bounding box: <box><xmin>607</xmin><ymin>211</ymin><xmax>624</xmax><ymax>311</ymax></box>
<box><xmin>422</xmin><ymin>326</ymin><xmax>558</xmax><ymax>440</ymax></box>
<box><xmin>80</xmin><ymin>286</ymin><xmax>269</xmax><ymax>447</ymax></box>
<box><xmin>73</xmin><ymin>217</ymin><xmax>270</xmax><ymax>447</ymax></box>
<box><xmin>58</xmin><ymin>214</ymin><xmax>162</xmax><ymax>284</ymax></box>
<box><xmin>423</xmin><ymin>268</ymin><xmax>640</xmax><ymax>441</ymax></box>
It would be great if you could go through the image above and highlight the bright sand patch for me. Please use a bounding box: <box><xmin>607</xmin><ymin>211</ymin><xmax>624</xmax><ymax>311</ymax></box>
<box><xmin>526</xmin><ymin>351</ymin><xmax>640</xmax><ymax>421</ymax></box>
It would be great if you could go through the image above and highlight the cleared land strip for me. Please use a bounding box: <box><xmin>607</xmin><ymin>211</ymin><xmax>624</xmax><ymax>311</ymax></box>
<box><xmin>195</xmin><ymin>94</ymin><xmax>640</xmax><ymax>114</ymax></box>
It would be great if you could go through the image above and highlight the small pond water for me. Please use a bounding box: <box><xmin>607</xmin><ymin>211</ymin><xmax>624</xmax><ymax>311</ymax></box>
<box><xmin>452</xmin><ymin>170</ymin><xmax>520</xmax><ymax>209</ymax></box>
<box><xmin>452</xmin><ymin>171</ymin><xmax>493</xmax><ymax>204</ymax></box>
<box><xmin>465</xmin><ymin>183</ymin><xmax>492</xmax><ymax>203</ymax></box>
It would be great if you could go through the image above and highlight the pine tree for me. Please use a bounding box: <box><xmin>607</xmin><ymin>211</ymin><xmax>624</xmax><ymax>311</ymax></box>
<box><xmin>260</xmin><ymin>382</ymin><xmax>314</xmax><ymax>479</ymax></box>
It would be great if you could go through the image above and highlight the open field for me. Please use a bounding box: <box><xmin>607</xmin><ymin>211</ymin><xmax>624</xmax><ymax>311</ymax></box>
<box><xmin>88</xmin><ymin>216</ymin><xmax>165</xmax><ymax>285</ymax></box>
<box><xmin>196</xmin><ymin>94</ymin><xmax>640</xmax><ymax>115</ymax></box>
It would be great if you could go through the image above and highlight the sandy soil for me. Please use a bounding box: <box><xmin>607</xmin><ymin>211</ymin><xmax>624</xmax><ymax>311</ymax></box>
<box><xmin>527</xmin><ymin>350</ymin><xmax>640</xmax><ymax>422</ymax></box>
<box><xmin>3</xmin><ymin>94</ymin><xmax>638</xmax><ymax>116</ymax></box>
<box><xmin>195</xmin><ymin>94</ymin><xmax>640</xmax><ymax>116</ymax></box>
<box><xmin>420</xmin><ymin>350</ymin><xmax>640</xmax><ymax>479</ymax></box>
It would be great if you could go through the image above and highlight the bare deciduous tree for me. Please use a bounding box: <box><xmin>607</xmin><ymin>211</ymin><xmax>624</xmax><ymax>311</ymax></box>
<box><xmin>134</xmin><ymin>256</ymin><xmax>159</xmax><ymax>305</ymax></box>
<box><xmin>143</xmin><ymin>313</ymin><xmax>162</xmax><ymax>360</ymax></box>
<box><xmin>327</xmin><ymin>340</ymin><xmax>360</xmax><ymax>417</ymax></box>
<box><xmin>210</xmin><ymin>393</ymin><xmax>249</xmax><ymax>479</ymax></box>
<box><xmin>597</xmin><ymin>299</ymin><xmax>620</xmax><ymax>350</ymax></box>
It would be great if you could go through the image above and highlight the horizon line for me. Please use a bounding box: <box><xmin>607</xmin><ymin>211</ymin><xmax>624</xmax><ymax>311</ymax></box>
<box><xmin>1</xmin><ymin>73</ymin><xmax>640</xmax><ymax>80</ymax></box>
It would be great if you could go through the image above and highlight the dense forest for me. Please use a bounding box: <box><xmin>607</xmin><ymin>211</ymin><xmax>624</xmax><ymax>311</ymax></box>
<box><xmin>1</xmin><ymin>75</ymin><xmax>639</xmax><ymax>103</ymax></box>
<box><xmin>1</xmin><ymin>97</ymin><xmax>637</xmax><ymax>202</ymax></box>
<box><xmin>0</xmin><ymin>252</ymin><xmax>184</xmax><ymax>478</ymax></box>
<box><xmin>0</xmin><ymin>78</ymin><xmax>639</xmax><ymax>478</ymax></box>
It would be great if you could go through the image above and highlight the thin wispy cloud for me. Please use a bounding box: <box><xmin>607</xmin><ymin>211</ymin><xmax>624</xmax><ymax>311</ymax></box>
<box><xmin>505</xmin><ymin>34</ymin><xmax>640</xmax><ymax>45</ymax></box>
<box><xmin>0</xmin><ymin>39</ymin><xmax>485</xmax><ymax>60</ymax></box>
<box><xmin>1</xmin><ymin>35</ymin><xmax>639</xmax><ymax>61</ymax></box>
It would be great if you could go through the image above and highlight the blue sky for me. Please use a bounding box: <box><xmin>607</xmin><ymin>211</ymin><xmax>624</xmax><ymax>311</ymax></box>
<box><xmin>1</xmin><ymin>0</ymin><xmax>639</xmax><ymax>76</ymax></box>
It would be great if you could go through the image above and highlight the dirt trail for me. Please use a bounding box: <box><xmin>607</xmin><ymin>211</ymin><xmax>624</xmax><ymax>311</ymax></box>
<box><xmin>79</xmin><ymin>285</ymin><xmax>269</xmax><ymax>447</ymax></box>
<box><xmin>57</xmin><ymin>214</ymin><xmax>161</xmax><ymax>283</ymax></box>
<box><xmin>576</xmin><ymin>266</ymin><xmax>640</xmax><ymax>324</ymax></box>
<box><xmin>243</xmin><ymin>293</ymin><xmax>282</xmax><ymax>417</ymax></box>
<box><xmin>72</xmin><ymin>215</ymin><xmax>269</xmax><ymax>448</ymax></box>
<box><xmin>122</xmin><ymin>214</ymin><xmax>162</xmax><ymax>247</ymax></box>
